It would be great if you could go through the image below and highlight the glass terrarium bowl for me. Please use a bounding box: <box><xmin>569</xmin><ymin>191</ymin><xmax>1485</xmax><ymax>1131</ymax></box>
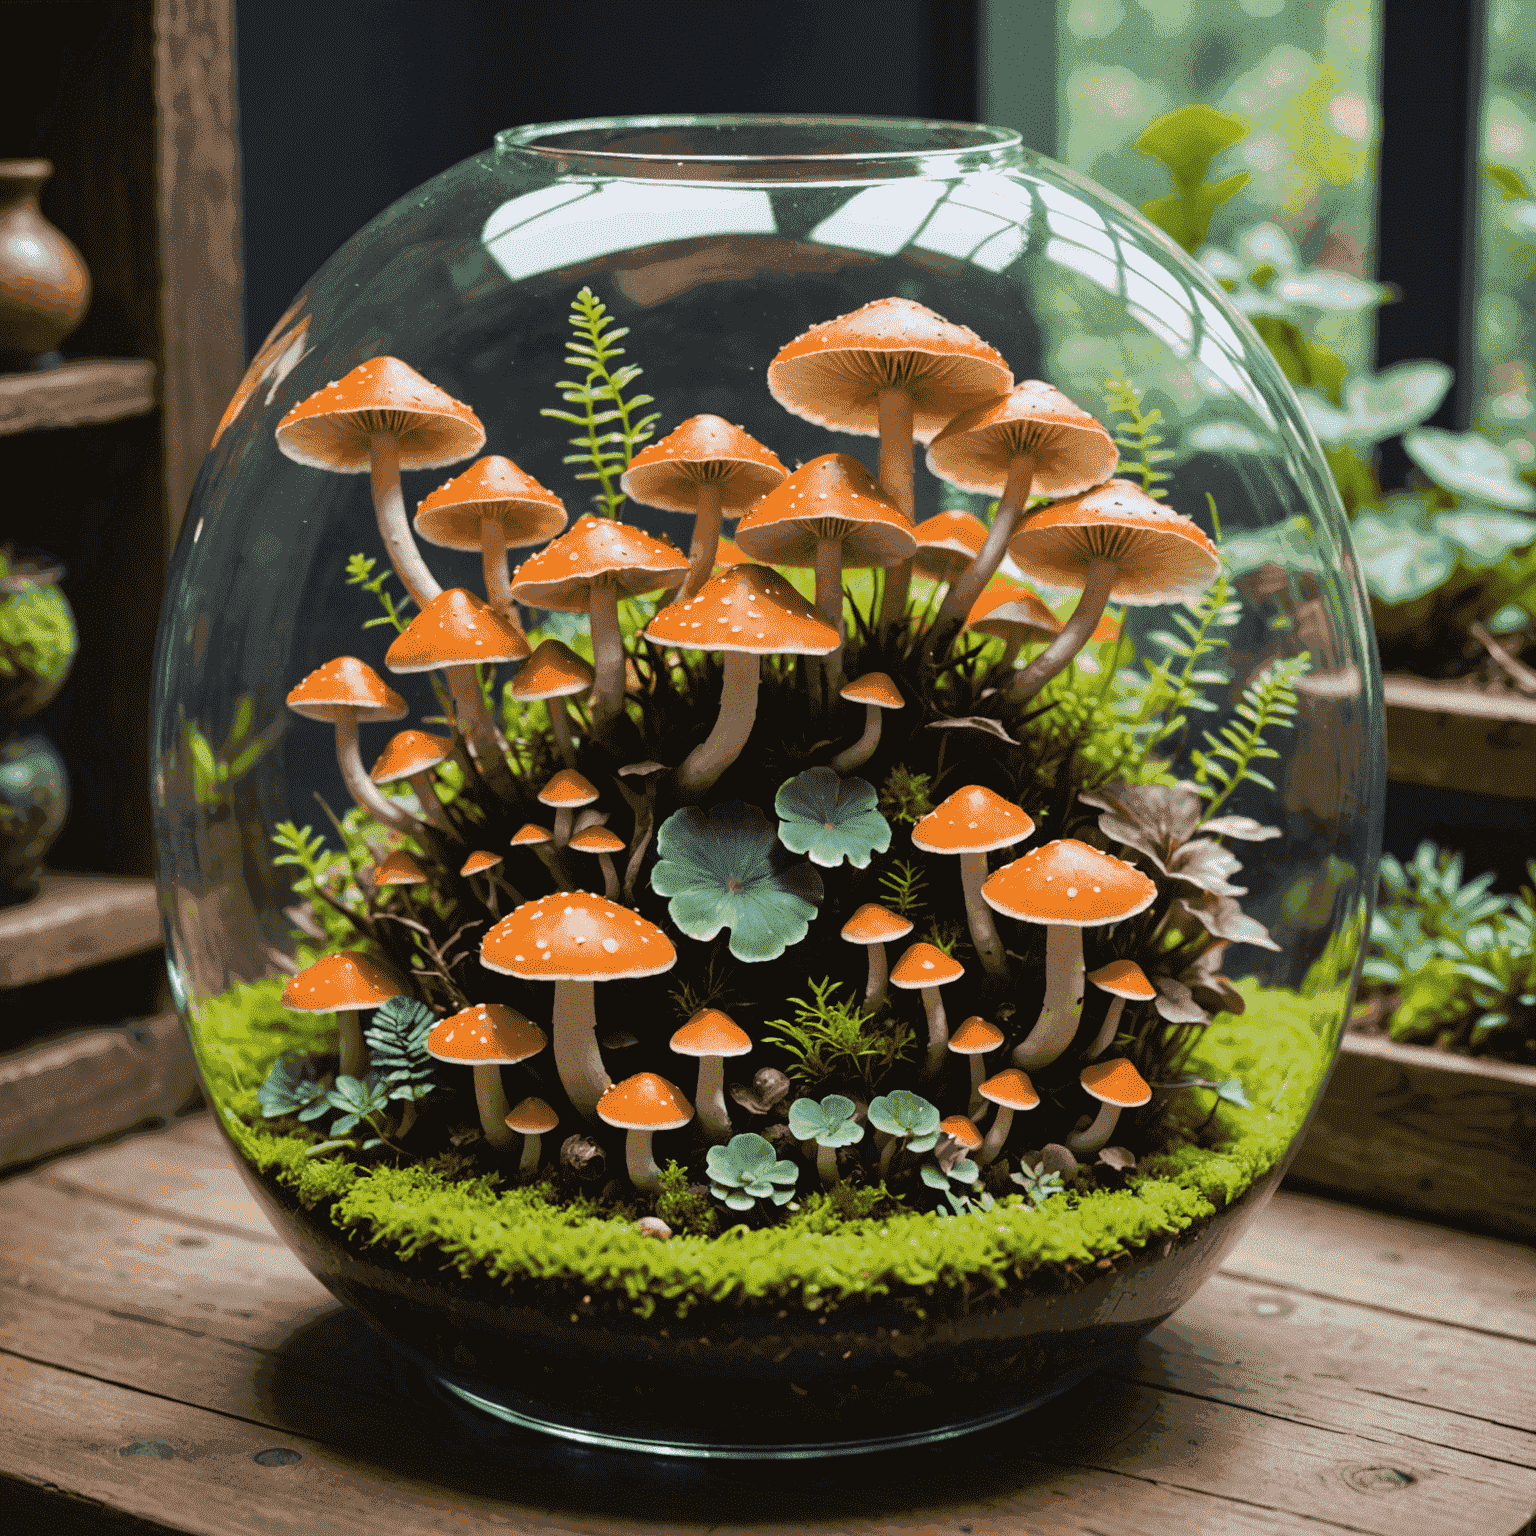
<box><xmin>151</xmin><ymin>115</ymin><xmax>1383</xmax><ymax>1458</ymax></box>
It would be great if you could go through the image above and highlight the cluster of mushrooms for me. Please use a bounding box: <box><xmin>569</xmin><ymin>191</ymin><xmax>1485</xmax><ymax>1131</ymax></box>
<box><xmin>265</xmin><ymin>295</ymin><xmax>1225</xmax><ymax>1206</ymax></box>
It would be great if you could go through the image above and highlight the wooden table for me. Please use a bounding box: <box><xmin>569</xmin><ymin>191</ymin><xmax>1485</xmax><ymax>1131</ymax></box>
<box><xmin>3</xmin><ymin>1115</ymin><xmax>1534</xmax><ymax>1536</ymax></box>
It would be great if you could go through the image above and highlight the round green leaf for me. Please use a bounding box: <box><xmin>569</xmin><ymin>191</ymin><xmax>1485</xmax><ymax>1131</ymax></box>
<box><xmin>775</xmin><ymin>767</ymin><xmax>891</xmax><ymax>870</ymax></box>
<box><xmin>1404</xmin><ymin>429</ymin><xmax>1536</xmax><ymax>510</ymax></box>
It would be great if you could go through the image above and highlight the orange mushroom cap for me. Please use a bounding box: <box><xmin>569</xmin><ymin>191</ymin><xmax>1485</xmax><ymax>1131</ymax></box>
<box><xmin>1007</xmin><ymin>480</ymin><xmax>1221</xmax><ymax>605</ymax></box>
<box><xmin>965</xmin><ymin>583</ymin><xmax>1063</xmax><ymax>645</ymax></box>
<box><xmin>644</xmin><ymin>563</ymin><xmax>841</xmax><ymax>656</ymax></box>
<box><xmin>939</xmin><ymin>1114</ymin><xmax>984</xmax><ymax>1152</ymax></box>
<box><xmin>1080</xmin><ymin>1057</ymin><xmax>1152</xmax><ymax>1108</ymax></box>
<box><xmin>767</xmin><ymin>298</ymin><xmax>1012</xmax><ymax>444</ymax></box>
<box><xmin>275</xmin><ymin>356</ymin><xmax>484</xmax><ymax>472</ymax></box>
<box><xmin>373</xmin><ymin>849</ymin><xmax>427</xmax><ymax>885</ymax></box>
<box><xmin>981</xmin><ymin>839</ymin><xmax>1157</xmax><ymax>927</ymax></box>
<box><xmin>620</xmin><ymin>414</ymin><xmax>788</xmax><ymax>514</ymax></box>
<box><xmin>912</xmin><ymin>785</ymin><xmax>1036</xmax><ymax>856</ymax></box>
<box><xmin>509</xmin><ymin>823</ymin><xmax>553</xmax><ymax>848</ymax></box>
<box><xmin>481</xmin><ymin>892</ymin><xmax>677</xmax><ymax>982</ymax></box>
<box><xmin>370</xmin><ymin>729</ymin><xmax>454</xmax><ymax>784</ymax></box>
<box><xmin>505</xmin><ymin>1096</ymin><xmax>559</xmax><ymax>1135</ymax></box>
<box><xmin>912</xmin><ymin>510</ymin><xmax>988</xmax><ymax>582</ymax></box>
<box><xmin>670</xmin><ymin>1008</ymin><xmax>753</xmax><ymax>1058</ymax></box>
<box><xmin>385</xmin><ymin>588</ymin><xmax>531</xmax><ymax>672</ymax></box>
<box><xmin>427</xmin><ymin>1002</ymin><xmax>547</xmax><ymax>1066</ymax></box>
<box><xmin>570</xmin><ymin>825</ymin><xmax>625</xmax><ymax>855</ymax></box>
<box><xmin>889</xmin><ymin>941</ymin><xmax>965</xmax><ymax>989</ymax></box>
<box><xmin>977</xmin><ymin>1067</ymin><xmax>1040</xmax><ymax>1111</ymax></box>
<box><xmin>460</xmin><ymin>850</ymin><xmax>504</xmax><ymax>877</ymax></box>
<box><xmin>713</xmin><ymin>539</ymin><xmax>747</xmax><ymax>569</ymax></box>
<box><xmin>538</xmin><ymin>768</ymin><xmax>599</xmax><ymax>809</ymax></box>
<box><xmin>414</xmin><ymin>455</ymin><xmax>567</xmax><ymax>551</ymax></box>
<box><xmin>511</xmin><ymin>638</ymin><xmax>594</xmax><ymax>701</ymax></box>
<box><xmin>286</xmin><ymin>657</ymin><xmax>407</xmax><ymax>725</ymax></box>
<box><xmin>1089</xmin><ymin>958</ymin><xmax>1156</xmax><ymax>1001</ymax></box>
<box><xmin>840</xmin><ymin>672</ymin><xmax>905</xmax><ymax>710</ymax></box>
<box><xmin>597</xmin><ymin>1072</ymin><xmax>695</xmax><ymax>1132</ymax></box>
<box><xmin>949</xmin><ymin>1016</ymin><xmax>1005</xmax><ymax>1055</ymax></box>
<box><xmin>926</xmin><ymin>380</ymin><xmax>1117</xmax><ymax>498</ymax></box>
<box><xmin>508</xmin><ymin>515</ymin><xmax>688</xmax><ymax>611</ymax></box>
<box><xmin>840</xmin><ymin>903</ymin><xmax>914</xmax><ymax>945</ymax></box>
<box><xmin>281</xmin><ymin>951</ymin><xmax>399</xmax><ymax>1013</ymax></box>
<box><xmin>732</xmin><ymin>455</ymin><xmax>917</xmax><ymax>570</ymax></box>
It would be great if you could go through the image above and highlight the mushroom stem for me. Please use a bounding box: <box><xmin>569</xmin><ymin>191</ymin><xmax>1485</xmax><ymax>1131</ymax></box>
<box><xmin>395</xmin><ymin>1100</ymin><xmax>418</xmax><ymax>1138</ymax></box>
<box><xmin>830</xmin><ymin>702</ymin><xmax>882</xmax><ymax>776</ymax></box>
<box><xmin>407</xmin><ymin>769</ymin><xmax>457</xmax><ymax>836</ymax></box>
<box><xmin>693</xmin><ymin>1055</ymin><xmax>730</xmax><ymax>1142</ymax></box>
<box><xmin>675</xmin><ymin>648</ymin><xmax>759</xmax><ymax>800</ymax></box>
<box><xmin>816</xmin><ymin>1141</ymin><xmax>839</xmax><ymax>1187</ymax></box>
<box><xmin>1005</xmin><ymin>557</ymin><xmax>1118</xmax><ymax>705</ymax></box>
<box><xmin>1067</xmin><ymin>1101</ymin><xmax>1123</xmax><ymax>1156</ymax></box>
<box><xmin>596</xmin><ymin>853</ymin><xmax>619</xmax><ymax>900</ymax></box>
<box><xmin>960</xmin><ymin>851</ymin><xmax>1009</xmax><ymax>981</ymax></box>
<box><xmin>1012</xmin><ymin>925</ymin><xmax>1086</xmax><ymax>1071</ymax></box>
<box><xmin>976</xmin><ymin>1105</ymin><xmax>1014</xmax><ymax>1166</ymax></box>
<box><xmin>814</xmin><ymin>534</ymin><xmax>845</xmax><ymax>699</ymax></box>
<box><xmin>369</xmin><ymin>432</ymin><xmax>442</xmax><ymax>611</ymax></box>
<box><xmin>332</xmin><ymin>712</ymin><xmax>418</xmax><ymax>831</ymax></box>
<box><xmin>474</xmin><ymin>1065</ymin><xmax>515</xmax><ymax>1148</ymax></box>
<box><xmin>552</xmin><ymin>807</ymin><xmax>574</xmax><ymax>849</ymax></box>
<box><xmin>967</xmin><ymin>1058</ymin><xmax>988</xmax><ymax>1120</ymax></box>
<box><xmin>546</xmin><ymin>699</ymin><xmax>578</xmax><ymax>768</ymax></box>
<box><xmin>933</xmin><ymin>454</ymin><xmax>1036</xmax><ymax>643</ymax></box>
<box><xmin>864</xmin><ymin>942</ymin><xmax>890</xmax><ymax>1011</ymax></box>
<box><xmin>920</xmin><ymin>985</ymin><xmax>950</xmax><ymax>1080</ymax></box>
<box><xmin>336</xmin><ymin>1009</ymin><xmax>366</xmax><ymax>1079</ymax></box>
<box><xmin>518</xmin><ymin>1131</ymin><xmax>543</xmax><ymax>1181</ymax></box>
<box><xmin>478</xmin><ymin>878</ymin><xmax>500</xmax><ymax>920</ymax></box>
<box><xmin>445</xmin><ymin>665</ymin><xmax>514</xmax><ymax>796</ymax></box>
<box><xmin>588</xmin><ymin>581</ymin><xmax>626</xmax><ymax>735</ymax></box>
<box><xmin>1088</xmin><ymin>997</ymin><xmax>1127</xmax><ymax>1061</ymax></box>
<box><xmin>877</xmin><ymin>1131</ymin><xmax>902</xmax><ymax>1179</ymax></box>
<box><xmin>625</xmin><ymin>1128</ymin><xmax>663</xmax><ymax>1194</ymax></box>
<box><xmin>492</xmin><ymin>871</ymin><xmax>524</xmax><ymax>906</ymax></box>
<box><xmin>680</xmin><ymin>482</ymin><xmax>724</xmax><ymax>601</ymax></box>
<box><xmin>875</xmin><ymin>388</ymin><xmax>915</xmax><ymax>633</ymax></box>
<box><xmin>479</xmin><ymin>514</ymin><xmax>520</xmax><ymax>626</ymax></box>
<box><xmin>552</xmin><ymin>979</ymin><xmax>608</xmax><ymax>1121</ymax></box>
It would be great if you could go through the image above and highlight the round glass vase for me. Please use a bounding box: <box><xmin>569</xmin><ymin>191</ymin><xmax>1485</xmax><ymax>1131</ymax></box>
<box><xmin>152</xmin><ymin>116</ymin><xmax>1383</xmax><ymax>1459</ymax></box>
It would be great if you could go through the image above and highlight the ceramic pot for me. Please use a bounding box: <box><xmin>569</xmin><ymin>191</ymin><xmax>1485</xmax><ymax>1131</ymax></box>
<box><xmin>0</xmin><ymin>159</ymin><xmax>91</xmax><ymax>370</ymax></box>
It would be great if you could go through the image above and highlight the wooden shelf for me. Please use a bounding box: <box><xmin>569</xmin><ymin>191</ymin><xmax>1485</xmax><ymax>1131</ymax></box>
<box><xmin>0</xmin><ymin>871</ymin><xmax>161</xmax><ymax>990</ymax></box>
<box><xmin>1384</xmin><ymin>672</ymin><xmax>1536</xmax><ymax>800</ymax></box>
<box><xmin>0</xmin><ymin>358</ymin><xmax>156</xmax><ymax>437</ymax></box>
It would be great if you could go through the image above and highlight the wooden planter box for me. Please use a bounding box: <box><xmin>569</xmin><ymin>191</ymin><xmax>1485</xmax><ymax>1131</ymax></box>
<box><xmin>1384</xmin><ymin>673</ymin><xmax>1536</xmax><ymax>800</ymax></box>
<box><xmin>1287</xmin><ymin>1031</ymin><xmax>1536</xmax><ymax>1242</ymax></box>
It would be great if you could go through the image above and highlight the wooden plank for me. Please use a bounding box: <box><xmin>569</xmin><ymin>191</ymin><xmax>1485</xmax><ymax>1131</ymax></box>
<box><xmin>0</xmin><ymin>1014</ymin><xmax>200</xmax><ymax>1173</ymax></box>
<box><xmin>1288</xmin><ymin>1032</ymin><xmax>1536</xmax><ymax>1241</ymax></box>
<box><xmin>152</xmin><ymin>0</ymin><xmax>245</xmax><ymax>540</ymax></box>
<box><xmin>0</xmin><ymin>870</ymin><xmax>161</xmax><ymax>988</ymax></box>
<box><xmin>1221</xmin><ymin>1190</ymin><xmax>1536</xmax><ymax>1342</ymax></box>
<box><xmin>0</xmin><ymin>358</ymin><xmax>156</xmax><ymax>435</ymax></box>
<box><xmin>1384</xmin><ymin>672</ymin><xmax>1536</xmax><ymax>799</ymax></box>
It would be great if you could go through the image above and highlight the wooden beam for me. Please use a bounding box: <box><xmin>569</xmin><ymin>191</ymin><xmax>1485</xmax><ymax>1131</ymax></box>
<box><xmin>0</xmin><ymin>872</ymin><xmax>161</xmax><ymax>989</ymax></box>
<box><xmin>0</xmin><ymin>359</ymin><xmax>156</xmax><ymax>436</ymax></box>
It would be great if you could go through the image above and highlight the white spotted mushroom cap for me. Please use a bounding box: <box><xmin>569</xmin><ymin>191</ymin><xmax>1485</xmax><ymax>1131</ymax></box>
<box><xmin>280</xmin><ymin>951</ymin><xmax>400</xmax><ymax>1013</ymax></box>
<box><xmin>981</xmin><ymin>838</ymin><xmax>1156</xmax><ymax>928</ymax></box>
<box><xmin>644</xmin><ymin>562</ymin><xmax>840</xmax><ymax>656</ymax></box>
<box><xmin>480</xmin><ymin>892</ymin><xmax>677</xmax><ymax>982</ymax></box>
<box><xmin>427</xmin><ymin>1003</ymin><xmax>547</xmax><ymax>1065</ymax></box>
<box><xmin>889</xmin><ymin>941</ymin><xmax>965</xmax><ymax>990</ymax></box>
<box><xmin>911</xmin><ymin>784</ymin><xmax>1035</xmax><ymax>856</ymax></box>
<box><xmin>384</xmin><ymin>588</ymin><xmax>531</xmax><ymax>671</ymax></box>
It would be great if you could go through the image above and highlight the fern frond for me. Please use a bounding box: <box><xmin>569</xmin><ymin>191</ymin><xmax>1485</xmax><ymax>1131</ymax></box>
<box><xmin>1190</xmin><ymin>653</ymin><xmax>1312</xmax><ymax>817</ymax></box>
<box><xmin>1102</xmin><ymin>373</ymin><xmax>1172</xmax><ymax>499</ymax></box>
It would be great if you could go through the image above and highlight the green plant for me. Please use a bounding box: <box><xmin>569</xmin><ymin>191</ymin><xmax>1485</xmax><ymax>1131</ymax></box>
<box><xmin>763</xmin><ymin>979</ymin><xmax>913</xmax><ymax>1093</ymax></box>
<box><xmin>363</xmin><ymin>996</ymin><xmax>440</xmax><ymax>1129</ymax></box>
<box><xmin>775</xmin><ymin>768</ymin><xmax>891</xmax><ymax>870</ymax></box>
<box><xmin>0</xmin><ymin>546</ymin><xmax>77</xmax><ymax>718</ymax></box>
<box><xmin>876</xmin><ymin>858</ymin><xmax>928</xmax><ymax>918</ymax></box>
<box><xmin>867</xmin><ymin>1090</ymin><xmax>941</xmax><ymax>1176</ymax></box>
<box><xmin>786</xmin><ymin>1094</ymin><xmax>865</xmax><ymax>1185</ymax></box>
<box><xmin>1009</xmin><ymin>1155</ymin><xmax>1066</xmax><ymax>1208</ymax></box>
<box><xmin>655</xmin><ymin>1161</ymin><xmax>718</xmax><ymax>1236</ymax></box>
<box><xmin>705</xmin><ymin>1133</ymin><xmax>799</xmax><ymax>1211</ymax></box>
<box><xmin>920</xmin><ymin>1155</ymin><xmax>983</xmax><ymax>1215</ymax></box>
<box><xmin>345</xmin><ymin>552</ymin><xmax>413</xmax><ymax>633</ymax></box>
<box><xmin>1101</xmin><ymin>374</ymin><xmax>1172</xmax><ymax>499</ymax></box>
<box><xmin>257</xmin><ymin>1051</ymin><xmax>330</xmax><ymax>1121</ymax></box>
<box><xmin>539</xmin><ymin>286</ymin><xmax>660</xmax><ymax>518</ymax></box>
<box><xmin>1190</xmin><ymin>655</ymin><xmax>1311</xmax><ymax>817</ymax></box>
<box><xmin>877</xmin><ymin>765</ymin><xmax>933</xmax><ymax>826</ymax></box>
<box><xmin>1135</xmin><ymin>104</ymin><xmax>1252</xmax><ymax>254</ymax></box>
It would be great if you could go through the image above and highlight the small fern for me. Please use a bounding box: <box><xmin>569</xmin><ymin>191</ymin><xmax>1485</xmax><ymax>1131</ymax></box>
<box><xmin>877</xmin><ymin>858</ymin><xmax>928</xmax><ymax>919</ymax></box>
<box><xmin>878</xmin><ymin>764</ymin><xmax>934</xmax><ymax>826</ymax></box>
<box><xmin>539</xmin><ymin>287</ymin><xmax>661</xmax><ymax>517</ymax></box>
<box><xmin>1190</xmin><ymin>653</ymin><xmax>1312</xmax><ymax>817</ymax></box>
<box><xmin>761</xmin><ymin>978</ymin><xmax>913</xmax><ymax>1092</ymax></box>
<box><xmin>345</xmin><ymin>553</ymin><xmax>413</xmax><ymax>633</ymax></box>
<box><xmin>1102</xmin><ymin>373</ymin><xmax>1174</xmax><ymax>499</ymax></box>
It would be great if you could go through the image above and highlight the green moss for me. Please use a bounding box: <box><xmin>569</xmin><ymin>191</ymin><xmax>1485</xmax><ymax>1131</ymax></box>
<box><xmin>198</xmin><ymin>973</ymin><xmax>1335</xmax><ymax>1319</ymax></box>
<box><xmin>655</xmin><ymin>1161</ymin><xmax>718</xmax><ymax>1237</ymax></box>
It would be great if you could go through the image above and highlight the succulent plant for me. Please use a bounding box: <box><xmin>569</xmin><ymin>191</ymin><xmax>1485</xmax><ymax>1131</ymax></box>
<box><xmin>705</xmin><ymin>1133</ymin><xmax>799</xmax><ymax>1211</ymax></box>
<box><xmin>774</xmin><ymin>768</ymin><xmax>892</xmax><ymax>870</ymax></box>
<box><xmin>787</xmin><ymin>1093</ymin><xmax>865</xmax><ymax>1185</ymax></box>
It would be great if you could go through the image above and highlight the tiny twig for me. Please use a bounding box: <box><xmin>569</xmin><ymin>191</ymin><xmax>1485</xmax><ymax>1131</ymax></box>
<box><xmin>1473</xmin><ymin>623</ymin><xmax>1536</xmax><ymax>697</ymax></box>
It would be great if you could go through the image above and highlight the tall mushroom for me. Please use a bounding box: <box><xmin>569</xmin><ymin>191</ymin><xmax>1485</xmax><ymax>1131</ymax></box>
<box><xmin>281</xmin><ymin>951</ymin><xmax>400</xmax><ymax>1079</ymax></box>
<box><xmin>889</xmin><ymin>941</ymin><xmax>965</xmax><ymax>1079</ymax></box>
<box><xmin>926</xmin><ymin>381</ymin><xmax>1118</xmax><ymax>653</ymax></box>
<box><xmin>911</xmin><ymin>785</ymin><xmax>1036</xmax><ymax>981</ymax></box>
<box><xmin>275</xmin><ymin>356</ymin><xmax>485</xmax><ymax>610</ymax></box>
<box><xmin>981</xmin><ymin>840</ymin><xmax>1157</xmax><ymax>1071</ymax></box>
<box><xmin>620</xmin><ymin>415</ymin><xmax>788</xmax><ymax>601</ymax></box>
<box><xmin>766</xmin><ymin>298</ymin><xmax>1012</xmax><ymax>632</ymax></box>
<box><xmin>510</xmin><ymin>638</ymin><xmax>594</xmax><ymax>769</ymax></box>
<box><xmin>964</xmin><ymin>582</ymin><xmax>1063</xmax><ymax>673</ymax></box>
<box><xmin>505</xmin><ymin>1096</ymin><xmax>558</xmax><ymax>1181</ymax></box>
<box><xmin>509</xmin><ymin>516</ymin><xmax>688</xmax><ymax>737</ymax></box>
<box><xmin>427</xmin><ymin>1003</ymin><xmax>547</xmax><ymax>1149</ymax></box>
<box><xmin>670</xmin><ymin>1008</ymin><xmax>752</xmax><ymax>1143</ymax></box>
<box><xmin>538</xmin><ymin>768</ymin><xmax>599</xmax><ymax>850</ymax></box>
<box><xmin>285</xmin><ymin>657</ymin><xmax>412</xmax><ymax>831</ymax></box>
<box><xmin>569</xmin><ymin>824</ymin><xmax>624</xmax><ymax>899</ymax></box>
<box><xmin>384</xmin><ymin>587</ymin><xmax>528</xmax><ymax>798</ymax></box>
<box><xmin>732</xmin><ymin>454</ymin><xmax>916</xmax><ymax>691</ymax></box>
<box><xmin>830</xmin><ymin>672</ymin><xmax>905</xmax><ymax>776</ymax></box>
<box><xmin>1004</xmin><ymin>480</ymin><xmax>1221</xmax><ymax>704</ymax></box>
<box><xmin>480</xmin><ymin>892</ymin><xmax>676</xmax><ymax>1121</ymax></box>
<box><xmin>460</xmin><ymin>849</ymin><xmax>520</xmax><ymax>916</ymax></box>
<box><xmin>949</xmin><ymin>1015</ymin><xmax>1005</xmax><ymax>1118</ymax></box>
<box><xmin>1068</xmin><ymin>1058</ymin><xmax>1151</xmax><ymax>1155</ymax></box>
<box><xmin>912</xmin><ymin>510</ymin><xmax>988</xmax><ymax>592</ymax></box>
<box><xmin>643</xmin><ymin>563</ymin><xmax>840</xmax><ymax>800</ymax></box>
<box><xmin>596</xmin><ymin>1073</ymin><xmax>695</xmax><ymax>1195</ymax></box>
<box><xmin>369</xmin><ymin>729</ymin><xmax>457</xmax><ymax>836</ymax></box>
<box><xmin>1085</xmin><ymin>959</ymin><xmax>1156</xmax><ymax>1060</ymax></box>
<box><xmin>975</xmin><ymin>1067</ymin><xmax>1040</xmax><ymax>1166</ymax></box>
<box><xmin>840</xmin><ymin>902</ymin><xmax>914</xmax><ymax>1010</ymax></box>
<box><xmin>413</xmin><ymin>455</ymin><xmax>566</xmax><ymax>624</ymax></box>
